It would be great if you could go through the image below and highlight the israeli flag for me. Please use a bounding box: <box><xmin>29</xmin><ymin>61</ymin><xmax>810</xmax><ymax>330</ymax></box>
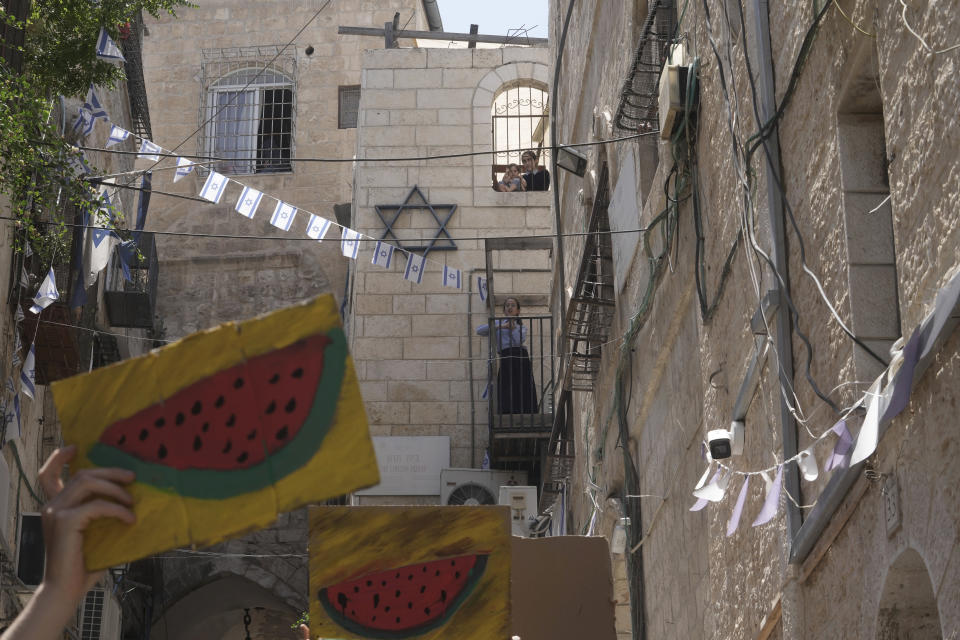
<box><xmin>83</xmin><ymin>189</ymin><xmax>120</xmax><ymax>288</ymax></box>
<box><xmin>106</xmin><ymin>125</ymin><xmax>130</xmax><ymax>148</ymax></box>
<box><xmin>403</xmin><ymin>252</ymin><xmax>426</xmax><ymax>284</ymax></box>
<box><xmin>341</xmin><ymin>228</ymin><xmax>362</xmax><ymax>260</ymax></box>
<box><xmin>95</xmin><ymin>27</ymin><xmax>125</xmax><ymax>62</ymax></box>
<box><xmin>19</xmin><ymin>344</ymin><xmax>35</xmax><ymax>400</ymax></box>
<box><xmin>270</xmin><ymin>201</ymin><xmax>298</xmax><ymax>231</ymax></box>
<box><xmin>306</xmin><ymin>215</ymin><xmax>332</xmax><ymax>241</ymax></box>
<box><xmin>137</xmin><ymin>140</ymin><xmax>163</xmax><ymax>161</ymax></box>
<box><xmin>3</xmin><ymin>394</ymin><xmax>21</xmax><ymax>442</ymax></box>
<box><xmin>442</xmin><ymin>265</ymin><xmax>462</xmax><ymax>290</ymax></box>
<box><xmin>84</xmin><ymin>85</ymin><xmax>108</xmax><ymax>122</ymax></box>
<box><xmin>11</xmin><ymin>331</ymin><xmax>22</xmax><ymax>368</ymax></box>
<box><xmin>73</xmin><ymin>107</ymin><xmax>95</xmax><ymax>137</ymax></box>
<box><xmin>199</xmin><ymin>171</ymin><xmax>228</xmax><ymax>203</ymax></box>
<box><xmin>14</xmin><ymin>306</ymin><xmax>23</xmax><ymax>323</ymax></box>
<box><xmin>477</xmin><ymin>276</ymin><xmax>488</xmax><ymax>302</ymax></box>
<box><xmin>67</xmin><ymin>151</ymin><xmax>93</xmax><ymax>177</ymax></box>
<box><xmin>371</xmin><ymin>241</ymin><xmax>394</xmax><ymax>269</ymax></box>
<box><xmin>23</xmin><ymin>242</ymin><xmax>32</xmax><ymax>258</ymax></box>
<box><xmin>18</xmin><ymin>267</ymin><xmax>29</xmax><ymax>289</ymax></box>
<box><xmin>174</xmin><ymin>157</ymin><xmax>196</xmax><ymax>183</ymax></box>
<box><xmin>235</xmin><ymin>186</ymin><xmax>263</xmax><ymax>219</ymax></box>
<box><xmin>29</xmin><ymin>267</ymin><xmax>58</xmax><ymax>314</ymax></box>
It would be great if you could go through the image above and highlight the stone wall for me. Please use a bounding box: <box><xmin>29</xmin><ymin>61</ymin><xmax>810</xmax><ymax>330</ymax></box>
<box><xmin>551</xmin><ymin>0</ymin><xmax>960</xmax><ymax>639</ymax></box>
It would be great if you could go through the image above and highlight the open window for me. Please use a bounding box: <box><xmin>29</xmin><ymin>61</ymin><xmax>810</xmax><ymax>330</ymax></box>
<box><xmin>491</xmin><ymin>82</ymin><xmax>550</xmax><ymax>184</ymax></box>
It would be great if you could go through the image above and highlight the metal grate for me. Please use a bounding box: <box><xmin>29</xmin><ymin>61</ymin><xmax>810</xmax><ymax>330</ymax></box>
<box><xmin>80</xmin><ymin>589</ymin><xmax>105</xmax><ymax>640</ymax></box>
<box><xmin>613</xmin><ymin>0</ymin><xmax>675</xmax><ymax>139</ymax></box>
<box><xmin>338</xmin><ymin>85</ymin><xmax>361</xmax><ymax>129</ymax></box>
<box><xmin>564</xmin><ymin>165</ymin><xmax>615</xmax><ymax>391</ymax></box>
<box><xmin>491</xmin><ymin>84</ymin><xmax>550</xmax><ymax>181</ymax></box>
<box><xmin>199</xmin><ymin>46</ymin><xmax>297</xmax><ymax>175</ymax></box>
<box><xmin>121</xmin><ymin>11</ymin><xmax>152</xmax><ymax>140</ymax></box>
<box><xmin>0</xmin><ymin>0</ymin><xmax>29</xmax><ymax>72</ymax></box>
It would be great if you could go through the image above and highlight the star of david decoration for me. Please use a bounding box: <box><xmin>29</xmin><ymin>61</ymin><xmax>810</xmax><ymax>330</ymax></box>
<box><xmin>374</xmin><ymin>185</ymin><xmax>457</xmax><ymax>256</ymax></box>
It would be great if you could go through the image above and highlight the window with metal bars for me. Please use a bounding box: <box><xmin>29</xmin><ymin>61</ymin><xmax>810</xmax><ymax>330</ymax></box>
<box><xmin>80</xmin><ymin>588</ymin><xmax>105</xmax><ymax>640</ymax></box>
<box><xmin>339</xmin><ymin>85</ymin><xmax>361</xmax><ymax>129</ymax></box>
<box><xmin>200</xmin><ymin>48</ymin><xmax>296</xmax><ymax>176</ymax></box>
<box><xmin>491</xmin><ymin>83</ymin><xmax>550</xmax><ymax>184</ymax></box>
<box><xmin>0</xmin><ymin>0</ymin><xmax>29</xmax><ymax>71</ymax></box>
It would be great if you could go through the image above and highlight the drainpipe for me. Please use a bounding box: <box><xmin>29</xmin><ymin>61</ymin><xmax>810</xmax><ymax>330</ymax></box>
<box><xmin>750</xmin><ymin>0</ymin><xmax>803</xmax><ymax>543</ymax></box>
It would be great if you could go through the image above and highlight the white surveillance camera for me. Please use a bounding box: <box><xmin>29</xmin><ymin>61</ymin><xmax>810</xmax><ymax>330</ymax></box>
<box><xmin>707</xmin><ymin>420</ymin><xmax>744</xmax><ymax>459</ymax></box>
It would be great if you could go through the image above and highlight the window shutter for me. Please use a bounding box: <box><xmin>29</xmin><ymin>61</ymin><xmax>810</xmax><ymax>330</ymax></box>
<box><xmin>339</xmin><ymin>85</ymin><xmax>361</xmax><ymax>129</ymax></box>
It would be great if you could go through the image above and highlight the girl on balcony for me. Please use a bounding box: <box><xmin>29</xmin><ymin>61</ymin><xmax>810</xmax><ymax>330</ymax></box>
<box><xmin>476</xmin><ymin>298</ymin><xmax>538</xmax><ymax>414</ymax></box>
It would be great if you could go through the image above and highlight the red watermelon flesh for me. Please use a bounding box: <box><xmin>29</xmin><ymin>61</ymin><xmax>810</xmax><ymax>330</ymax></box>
<box><xmin>96</xmin><ymin>334</ymin><xmax>331</xmax><ymax>471</ymax></box>
<box><xmin>320</xmin><ymin>554</ymin><xmax>487</xmax><ymax>637</ymax></box>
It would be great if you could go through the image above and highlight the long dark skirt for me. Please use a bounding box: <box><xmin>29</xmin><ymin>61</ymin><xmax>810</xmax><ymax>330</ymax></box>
<box><xmin>497</xmin><ymin>346</ymin><xmax>538</xmax><ymax>414</ymax></box>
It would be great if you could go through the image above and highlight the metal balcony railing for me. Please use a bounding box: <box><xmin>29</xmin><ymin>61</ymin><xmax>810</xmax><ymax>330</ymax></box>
<box><xmin>104</xmin><ymin>232</ymin><xmax>159</xmax><ymax>329</ymax></box>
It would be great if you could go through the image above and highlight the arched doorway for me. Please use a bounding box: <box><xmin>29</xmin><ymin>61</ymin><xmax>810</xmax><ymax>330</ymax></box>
<box><xmin>876</xmin><ymin>548</ymin><xmax>942</xmax><ymax>639</ymax></box>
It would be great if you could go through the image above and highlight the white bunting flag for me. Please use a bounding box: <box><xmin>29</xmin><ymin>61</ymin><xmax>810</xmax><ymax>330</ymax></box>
<box><xmin>137</xmin><ymin>140</ymin><xmax>163</xmax><ymax>161</ymax></box>
<box><xmin>442</xmin><ymin>265</ymin><xmax>462</xmax><ymax>290</ymax></box>
<box><xmin>306</xmin><ymin>215</ymin><xmax>332</xmax><ymax>241</ymax></box>
<box><xmin>23</xmin><ymin>242</ymin><xmax>32</xmax><ymax>258</ymax></box>
<box><xmin>29</xmin><ymin>267</ymin><xmax>59</xmax><ymax>314</ymax></box>
<box><xmin>95</xmin><ymin>27</ymin><xmax>125</xmax><ymax>62</ymax></box>
<box><xmin>19</xmin><ymin>267</ymin><xmax>29</xmax><ymax>289</ymax></box>
<box><xmin>477</xmin><ymin>276</ymin><xmax>488</xmax><ymax>302</ymax></box>
<box><xmin>235</xmin><ymin>186</ymin><xmax>263</xmax><ymax>219</ymax></box>
<box><xmin>371</xmin><ymin>240</ymin><xmax>394</xmax><ymax>268</ymax></box>
<box><xmin>341</xmin><ymin>228</ymin><xmax>362</xmax><ymax>260</ymax></box>
<box><xmin>797</xmin><ymin>448</ymin><xmax>819</xmax><ymax>482</ymax></box>
<box><xmin>84</xmin><ymin>187</ymin><xmax>120</xmax><ymax>288</ymax></box>
<box><xmin>173</xmin><ymin>157</ymin><xmax>196</xmax><ymax>183</ymax></box>
<box><xmin>106</xmin><ymin>125</ymin><xmax>130</xmax><ymax>148</ymax></box>
<box><xmin>199</xmin><ymin>171</ymin><xmax>228</xmax><ymax>203</ymax></box>
<box><xmin>19</xmin><ymin>344</ymin><xmax>36</xmax><ymax>400</ymax></box>
<box><xmin>270</xmin><ymin>201</ymin><xmax>298</xmax><ymax>231</ymax></box>
<box><xmin>403</xmin><ymin>252</ymin><xmax>426</xmax><ymax>284</ymax></box>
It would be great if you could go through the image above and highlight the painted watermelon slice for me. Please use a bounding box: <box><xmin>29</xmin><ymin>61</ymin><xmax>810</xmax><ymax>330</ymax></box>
<box><xmin>87</xmin><ymin>329</ymin><xmax>347</xmax><ymax>499</ymax></box>
<box><xmin>319</xmin><ymin>554</ymin><xmax>488</xmax><ymax>639</ymax></box>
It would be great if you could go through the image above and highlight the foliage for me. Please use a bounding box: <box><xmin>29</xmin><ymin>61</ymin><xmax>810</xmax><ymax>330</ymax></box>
<box><xmin>290</xmin><ymin>611</ymin><xmax>309</xmax><ymax>631</ymax></box>
<box><xmin>0</xmin><ymin>0</ymin><xmax>190</xmax><ymax>262</ymax></box>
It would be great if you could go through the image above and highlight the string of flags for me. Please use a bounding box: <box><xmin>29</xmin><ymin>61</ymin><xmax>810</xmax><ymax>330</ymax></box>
<box><xmin>690</xmin><ymin>266</ymin><xmax>960</xmax><ymax>536</ymax></box>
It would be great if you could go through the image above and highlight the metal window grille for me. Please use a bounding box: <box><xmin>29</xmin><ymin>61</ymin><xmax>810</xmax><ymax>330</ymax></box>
<box><xmin>80</xmin><ymin>589</ymin><xmax>105</xmax><ymax>640</ymax></box>
<box><xmin>338</xmin><ymin>85</ymin><xmax>361</xmax><ymax>129</ymax></box>
<box><xmin>199</xmin><ymin>47</ymin><xmax>296</xmax><ymax>175</ymax></box>
<box><xmin>491</xmin><ymin>84</ymin><xmax>550</xmax><ymax>181</ymax></box>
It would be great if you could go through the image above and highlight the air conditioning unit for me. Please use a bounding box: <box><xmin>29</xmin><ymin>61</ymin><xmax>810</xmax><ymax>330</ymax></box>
<box><xmin>499</xmin><ymin>486</ymin><xmax>538</xmax><ymax>537</ymax></box>
<box><xmin>440</xmin><ymin>469</ymin><xmax>520</xmax><ymax>506</ymax></box>
<box><xmin>658</xmin><ymin>43</ymin><xmax>691</xmax><ymax>140</ymax></box>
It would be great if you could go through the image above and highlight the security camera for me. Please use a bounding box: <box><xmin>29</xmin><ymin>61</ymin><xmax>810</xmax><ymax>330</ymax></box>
<box><xmin>707</xmin><ymin>420</ymin><xmax>744</xmax><ymax>459</ymax></box>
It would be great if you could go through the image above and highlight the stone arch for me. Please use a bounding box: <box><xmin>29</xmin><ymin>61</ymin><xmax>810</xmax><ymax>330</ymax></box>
<box><xmin>876</xmin><ymin>548</ymin><xmax>942</xmax><ymax>639</ymax></box>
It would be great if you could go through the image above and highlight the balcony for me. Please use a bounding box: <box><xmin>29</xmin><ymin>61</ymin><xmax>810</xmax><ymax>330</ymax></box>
<box><xmin>104</xmin><ymin>233</ymin><xmax>158</xmax><ymax>329</ymax></box>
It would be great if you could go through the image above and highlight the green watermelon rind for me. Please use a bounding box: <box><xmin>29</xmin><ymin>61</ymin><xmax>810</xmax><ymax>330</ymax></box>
<box><xmin>317</xmin><ymin>554</ymin><xmax>488</xmax><ymax>640</ymax></box>
<box><xmin>86</xmin><ymin>328</ymin><xmax>348</xmax><ymax>500</ymax></box>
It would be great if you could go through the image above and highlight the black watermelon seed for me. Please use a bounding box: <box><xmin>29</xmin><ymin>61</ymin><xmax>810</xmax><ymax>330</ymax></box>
<box><xmin>440</xmin><ymin>589</ymin><xmax>447</xmax><ymax>603</ymax></box>
<box><xmin>292</xmin><ymin>367</ymin><xmax>304</xmax><ymax>378</ymax></box>
<box><xmin>222</xmin><ymin>440</ymin><xmax>232</xmax><ymax>454</ymax></box>
<box><xmin>422</xmin><ymin>566</ymin><xmax>427</xmax><ymax>572</ymax></box>
<box><xmin>284</xmin><ymin>398</ymin><xmax>296</xmax><ymax>413</ymax></box>
<box><xmin>407</xmin><ymin>574</ymin><xmax>413</xmax><ymax>581</ymax></box>
<box><xmin>175</xmin><ymin>412</ymin><xmax>185</xmax><ymax>426</ymax></box>
<box><xmin>395</xmin><ymin>617</ymin><xmax>401</xmax><ymax>624</ymax></box>
<box><xmin>118</xmin><ymin>435</ymin><xmax>126</xmax><ymax>445</ymax></box>
<box><xmin>450</xmin><ymin>560</ymin><xmax>456</xmax><ymax>566</ymax></box>
<box><xmin>215</xmin><ymin>395</ymin><xmax>225</xmax><ymax>408</ymax></box>
<box><xmin>424</xmin><ymin>607</ymin><xmax>430</xmax><ymax>616</ymax></box>
<box><xmin>395</xmin><ymin>589</ymin><xmax>400</xmax><ymax>598</ymax></box>
<box><xmin>226</xmin><ymin>414</ymin><xmax>236</xmax><ymax>427</ymax></box>
<box><xmin>366</xmin><ymin>580</ymin><xmax>372</xmax><ymax>587</ymax></box>
<box><xmin>373</xmin><ymin>594</ymin><xmax>379</xmax><ymax>608</ymax></box>
<box><xmin>139</xmin><ymin>428</ymin><xmax>149</xmax><ymax>441</ymax></box>
<box><xmin>154</xmin><ymin>417</ymin><xmax>165</xmax><ymax>428</ymax></box>
<box><xmin>234</xmin><ymin>377</ymin><xmax>244</xmax><ymax>389</ymax></box>
<box><xmin>395</xmin><ymin>572</ymin><xmax>400</xmax><ymax>578</ymax></box>
<box><xmin>381</xmin><ymin>580</ymin><xmax>386</xmax><ymax>586</ymax></box>
<box><xmin>269</xmin><ymin>373</ymin><xmax>280</xmax><ymax>384</ymax></box>
<box><xmin>435</xmin><ymin>570</ymin><xmax>440</xmax><ymax>576</ymax></box>
<box><xmin>455</xmin><ymin>571</ymin><xmax>461</xmax><ymax>579</ymax></box>
<box><xmin>353</xmin><ymin>586</ymin><xmax>359</xmax><ymax>593</ymax></box>
<box><xmin>202</xmin><ymin>422</ymin><xmax>210</xmax><ymax>433</ymax></box>
<box><xmin>385</xmin><ymin>606</ymin><xmax>391</xmax><ymax>612</ymax></box>
<box><xmin>372</xmin><ymin>616</ymin><xmax>376</xmax><ymax>622</ymax></box>
<box><xmin>193</xmin><ymin>436</ymin><xmax>202</xmax><ymax>451</ymax></box>
<box><xmin>236</xmin><ymin>452</ymin><xmax>248</xmax><ymax>463</ymax></box>
<box><xmin>191</xmin><ymin>401</ymin><xmax>202</xmax><ymax>415</ymax></box>
<box><xmin>337</xmin><ymin>592</ymin><xmax>348</xmax><ymax>610</ymax></box>
<box><xmin>265</xmin><ymin>400</ymin><xmax>276</xmax><ymax>414</ymax></box>
<box><xmin>246</xmin><ymin>429</ymin><xmax>257</xmax><ymax>441</ymax></box>
<box><xmin>157</xmin><ymin>444</ymin><xmax>167</xmax><ymax>459</ymax></box>
<box><xmin>351</xmin><ymin>610</ymin><xmax>355</xmax><ymax>616</ymax></box>
<box><xmin>276</xmin><ymin>426</ymin><xmax>289</xmax><ymax>440</ymax></box>
<box><xmin>419</xmin><ymin>585</ymin><xmax>426</xmax><ymax>594</ymax></box>
<box><xmin>407</xmin><ymin>602</ymin><xmax>412</xmax><ymax>609</ymax></box>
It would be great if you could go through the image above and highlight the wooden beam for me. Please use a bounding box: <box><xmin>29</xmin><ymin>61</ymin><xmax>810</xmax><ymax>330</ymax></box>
<box><xmin>468</xmin><ymin>24</ymin><xmax>479</xmax><ymax>48</ymax></box>
<box><xmin>338</xmin><ymin>26</ymin><xmax>549</xmax><ymax>46</ymax></box>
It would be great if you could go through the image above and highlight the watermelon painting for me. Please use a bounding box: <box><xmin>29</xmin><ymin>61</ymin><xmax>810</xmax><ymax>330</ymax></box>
<box><xmin>309</xmin><ymin>506</ymin><xmax>511</xmax><ymax>640</ymax></box>
<box><xmin>53</xmin><ymin>295</ymin><xmax>379</xmax><ymax>571</ymax></box>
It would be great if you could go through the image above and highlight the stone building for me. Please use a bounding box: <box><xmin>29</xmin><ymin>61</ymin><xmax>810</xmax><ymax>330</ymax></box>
<box><xmin>544</xmin><ymin>1</ymin><xmax>960</xmax><ymax>639</ymax></box>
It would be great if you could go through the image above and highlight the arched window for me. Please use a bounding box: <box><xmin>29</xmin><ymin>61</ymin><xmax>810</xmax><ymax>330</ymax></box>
<box><xmin>201</xmin><ymin>67</ymin><xmax>294</xmax><ymax>175</ymax></box>
<box><xmin>491</xmin><ymin>83</ymin><xmax>549</xmax><ymax>183</ymax></box>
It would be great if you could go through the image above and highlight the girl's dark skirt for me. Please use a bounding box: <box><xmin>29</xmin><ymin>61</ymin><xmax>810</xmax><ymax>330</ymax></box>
<box><xmin>497</xmin><ymin>346</ymin><xmax>538</xmax><ymax>414</ymax></box>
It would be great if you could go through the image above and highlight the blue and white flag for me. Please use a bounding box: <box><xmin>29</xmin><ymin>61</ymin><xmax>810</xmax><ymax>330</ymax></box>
<box><xmin>235</xmin><ymin>186</ymin><xmax>263</xmax><ymax>219</ymax></box>
<box><xmin>199</xmin><ymin>171</ymin><xmax>228</xmax><ymax>203</ymax></box>
<box><xmin>403</xmin><ymin>252</ymin><xmax>426</xmax><ymax>284</ymax></box>
<box><xmin>95</xmin><ymin>27</ymin><xmax>125</xmax><ymax>62</ymax></box>
<box><xmin>137</xmin><ymin>140</ymin><xmax>163</xmax><ymax>161</ymax></box>
<box><xmin>477</xmin><ymin>276</ymin><xmax>488</xmax><ymax>302</ymax></box>
<box><xmin>19</xmin><ymin>344</ymin><xmax>35</xmax><ymax>400</ymax></box>
<box><xmin>306</xmin><ymin>215</ymin><xmax>332</xmax><ymax>241</ymax></box>
<box><xmin>270</xmin><ymin>201</ymin><xmax>297</xmax><ymax>231</ymax></box>
<box><xmin>73</xmin><ymin>107</ymin><xmax>95</xmax><ymax>137</ymax></box>
<box><xmin>84</xmin><ymin>189</ymin><xmax>121</xmax><ymax>288</ymax></box>
<box><xmin>67</xmin><ymin>151</ymin><xmax>93</xmax><ymax>177</ymax></box>
<box><xmin>84</xmin><ymin>85</ymin><xmax>109</xmax><ymax>122</ymax></box>
<box><xmin>3</xmin><ymin>393</ymin><xmax>21</xmax><ymax>442</ymax></box>
<box><xmin>341</xmin><ymin>228</ymin><xmax>362</xmax><ymax>260</ymax></box>
<box><xmin>23</xmin><ymin>242</ymin><xmax>32</xmax><ymax>258</ymax></box>
<box><xmin>442</xmin><ymin>265</ymin><xmax>462</xmax><ymax>290</ymax></box>
<box><xmin>29</xmin><ymin>267</ymin><xmax>59</xmax><ymax>314</ymax></box>
<box><xmin>19</xmin><ymin>267</ymin><xmax>29</xmax><ymax>289</ymax></box>
<box><xmin>14</xmin><ymin>306</ymin><xmax>23</xmax><ymax>324</ymax></box>
<box><xmin>371</xmin><ymin>240</ymin><xmax>395</xmax><ymax>268</ymax></box>
<box><xmin>481</xmin><ymin>450</ymin><xmax>490</xmax><ymax>470</ymax></box>
<box><xmin>11</xmin><ymin>331</ymin><xmax>22</xmax><ymax>368</ymax></box>
<box><xmin>106</xmin><ymin>125</ymin><xmax>130</xmax><ymax>148</ymax></box>
<box><xmin>173</xmin><ymin>157</ymin><xmax>196</xmax><ymax>183</ymax></box>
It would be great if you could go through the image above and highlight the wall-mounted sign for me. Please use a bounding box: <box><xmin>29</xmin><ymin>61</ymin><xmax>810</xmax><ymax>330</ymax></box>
<box><xmin>355</xmin><ymin>436</ymin><xmax>450</xmax><ymax>496</ymax></box>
